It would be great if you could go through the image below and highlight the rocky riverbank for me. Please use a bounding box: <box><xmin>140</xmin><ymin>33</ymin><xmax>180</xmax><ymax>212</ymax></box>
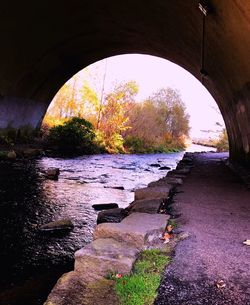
<box><xmin>44</xmin><ymin>154</ymin><xmax>194</xmax><ymax>305</ymax></box>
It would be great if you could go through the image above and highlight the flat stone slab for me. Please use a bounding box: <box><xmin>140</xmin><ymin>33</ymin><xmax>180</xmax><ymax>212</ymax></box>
<box><xmin>74</xmin><ymin>238</ymin><xmax>138</xmax><ymax>281</ymax></box>
<box><xmin>93</xmin><ymin>212</ymin><xmax>169</xmax><ymax>249</ymax></box>
<box><xmin>128</xmin><ymin>199</ymin><xmax>163</xmax><ymax>213</ymax></box>
<box><xmin>134</xmin><ymin>186</ymin><xmax>172</xmax><ymax>200</ymax></box>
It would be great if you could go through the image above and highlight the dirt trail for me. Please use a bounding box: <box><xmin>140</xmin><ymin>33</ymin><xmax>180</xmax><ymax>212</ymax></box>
<box><xmin>155</xmin><ymin>152</ymin><xmax>250</xmax><ymax>305</ymax></box>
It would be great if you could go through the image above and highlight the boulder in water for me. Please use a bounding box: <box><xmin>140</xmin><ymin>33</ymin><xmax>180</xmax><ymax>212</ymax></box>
<box><xmin>158</xmin><ymin>166</ymin><xmax>171</xmax><ymax>170</ymax></box>
<box><xmin>39</xmin><ymin>218</ymin><xmax>74</xmax><ymax>232</ymax></box>
<box><xmin>92</xmin><ymin>203</ymin><xmax>119</xmax><ymax>211</ymax></box>
<box><xmin>97</xmin><ymin>208</ymin><xmax>128</xmax><ymax>224</ymax></box>
<box><xmin>44</xmin><ymin>167</ymin><xmax>60</xmax><ymax>180</ymax></box>
<box><xmin>150</xmin><ymin>163</ymin><xmax>160</xmax><ymax>167</ymax></box>
<box><xmin>7</xmin><ymin>151</ymin><xmax>17</xmax><ymax>160</ymax></box>
<box><xmin>104</xmin><ymin>186</ymin><xmax>124</xmax><ymax>190</ymax></box>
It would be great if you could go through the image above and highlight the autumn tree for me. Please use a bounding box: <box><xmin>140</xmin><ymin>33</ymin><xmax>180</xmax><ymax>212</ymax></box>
<box><xmin>43</xmin><ymin>74</ymin><xmax>100</xmax><ymax>126</ymax></box>
<box><xmin>149</xmin><ymin>88</ymin><xmax>190</xmax><ymax>139</ymax></box>
<box><xmin>124</xmin><ymin>87</ymin><xmax>190</xmax><ymax>152</ymax></box>
<box><xmin>98</xmin><ymin>81</ymin><xmax>139</xmax><ymax>152</ymax></box>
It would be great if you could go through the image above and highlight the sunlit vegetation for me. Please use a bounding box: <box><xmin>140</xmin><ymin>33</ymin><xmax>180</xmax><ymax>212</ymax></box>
<box><xmin>192</xmin><ymin>128</ymin><xmax>229</xmax><ymax>152</ymax></box>
<box><xmin>43</xmin><ymin>72</ymin><xmax>190</xmax><ymax>155</ymax></box>
<box><xmin>215</xmin><ymin>128</ymin><xmax>229</xmax><ymax>152</ymax></box>
<box><xmin>114</xmin><ymin>249</ymin><xmax>171</xmax><ymax>305</ymax></box>
<box><xmin>45</xmin><ymin>117</ymin><xmax>105</xmax><ymax>155</ymax></box>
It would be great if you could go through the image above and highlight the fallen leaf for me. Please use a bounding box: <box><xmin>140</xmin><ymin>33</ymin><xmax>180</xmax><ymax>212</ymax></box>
<box><xmin>160</xmin><ymin>232</ymin><xmax>174</xmax><ymax>242</ymax></box>
<box><xmin>163</xmin><ymin>238</ymin><xmax>170</xmax><ymax>244</ymax></box>
<box><xmin>167</xmin><ymin>225</ymin><xmax>173</xmax><ymax>232</ymax></box>
<box><xmin>243</xmin><ymin>239</ymin><xmax>250</xmax><ymax>246</ymax></box>
<box><xmin>163</xmin><ymin>232</ymin><xmax>171</xmax><ymax>239</ymax></box>
<box><xmin>216</xmin><ymin>280</ymin><xmax>226</xmax><ymax>289</ymax></box>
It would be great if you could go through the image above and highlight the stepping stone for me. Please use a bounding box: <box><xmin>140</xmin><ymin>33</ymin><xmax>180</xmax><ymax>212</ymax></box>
<box><xmin>93</xmin><ymin>212</ymin><xmax>169</xmax><ymax>249</ymax></box>
<box><xmin>163</xmin><ymin>177</ymin><xmax>183</xmax><ymax>185</ymax></box>
<box><xmin>134</xmin><ymin>186</ymin><xmax>172</xmax><ymax>200</ymax></box>
<box><xmin>74</xmin><ymin>238</ymin><xmax>139</xmax><ymax>281</ymax></box>
<box><xmin>127</xmin><ymin>199</ymin><xmax>163</xmax><ymax>214</ymax></box>
<box><xmin>148</xmin><ymin>180</ymin><xmax>171</xmax><ymax>187</ymax></box>
<box><xmin>166</xmin><ymin>172</ymin><xmax>186</xmax><ymax>179</ymax></box>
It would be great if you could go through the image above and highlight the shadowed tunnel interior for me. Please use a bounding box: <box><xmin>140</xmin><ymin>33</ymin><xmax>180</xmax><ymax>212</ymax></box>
<box><xmin>0</xmin><ymin>0</ymin><xmax>250</xmax><ymax>164</ymax></box>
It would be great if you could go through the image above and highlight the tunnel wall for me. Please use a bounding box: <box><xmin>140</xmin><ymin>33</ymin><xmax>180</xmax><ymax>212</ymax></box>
<box><xmin>0</xmin><ymin>0</ymin><xmax>250</xmax><ymax>164</ymax></box>
<box><xmin>0</xmin><ymin>96</ymin><xmax>48</xmax><ymax>129</ymax></box>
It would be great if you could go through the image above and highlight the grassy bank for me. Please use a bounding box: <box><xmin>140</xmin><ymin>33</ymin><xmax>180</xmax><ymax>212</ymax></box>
<box><xmin>113</xmin><ymin>249</ymin><xmax>171</xmax><ymax>305</ymax></box>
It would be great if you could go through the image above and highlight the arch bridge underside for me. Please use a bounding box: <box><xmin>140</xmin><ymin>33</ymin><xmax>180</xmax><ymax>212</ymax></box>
<box><xmin>0</xmin><ymin>0</ymin><xmax>250</xmax><ymax>164</ymax></box>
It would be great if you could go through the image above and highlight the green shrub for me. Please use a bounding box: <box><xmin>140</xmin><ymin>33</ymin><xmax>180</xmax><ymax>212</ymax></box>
<box><xmin>124</xmin><ymin>136</ymin><xmax>147</xmax><ymax>153</ymax></box>
<box><xmin>46</xmin><ymin>117</ymin><xmax>101</xmax><ymax>155</ymax></box>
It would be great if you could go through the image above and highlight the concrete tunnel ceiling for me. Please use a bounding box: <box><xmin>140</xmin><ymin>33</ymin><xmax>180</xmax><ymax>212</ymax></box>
<box><xmin>0</xmin><ymin>0</ymin><xmax>250</xmax><ymax>164</ymax></box>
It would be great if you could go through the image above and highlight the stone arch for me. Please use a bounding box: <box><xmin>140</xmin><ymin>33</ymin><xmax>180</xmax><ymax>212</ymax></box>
<box><xmin>0</xmin><ymin>0</ymin><xmax>249</xmax><ymax>164</ymax></box>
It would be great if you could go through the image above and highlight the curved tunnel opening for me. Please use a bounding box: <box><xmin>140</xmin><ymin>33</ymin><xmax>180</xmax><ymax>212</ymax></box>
<box><xmin>42</xmin><ymin>53</ymin><xmax>227</xmax><ymax>154</ymax></box>
<box><xmin>1</xmin><ymin>2</ymin><xmax>250</xmax><ymax>304</ymax></box>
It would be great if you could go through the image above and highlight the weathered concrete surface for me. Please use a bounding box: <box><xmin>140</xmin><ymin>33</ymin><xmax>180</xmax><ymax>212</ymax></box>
<box><xmin>155</xmin><ymin>152</ymin><xmax>250</xmax><ymax>305</ymax></box>
<box><xmin>94</xmin><ymin>212</ymin><xmax>169</xmax><ymax>249</ymax></box>
<box><xmin>0</xmin><ymin>1</ymin><xmax>250</xmax><ymax>164</ymax></box>
<box><xmin>134</xmin><ymin>186</ymin><xmax>172</xmax><ymax>201</ymax></box>
<box><xmin>74</xmin><ymin>238</ymin><xmax>138</xmax><ymax>281</ymax></box>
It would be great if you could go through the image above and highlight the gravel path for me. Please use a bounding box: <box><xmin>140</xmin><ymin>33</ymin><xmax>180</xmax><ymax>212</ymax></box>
<box><xmin>155</xmin><ymin>152</ymin><xmax>250</xmax><ymax>305</ymax></box>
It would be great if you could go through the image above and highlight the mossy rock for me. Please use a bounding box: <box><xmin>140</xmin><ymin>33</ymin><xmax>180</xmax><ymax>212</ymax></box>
<box><xmin>84</xmin><ymin>279</ymin><xmax>119</xmax><ymax>305</ymax></box>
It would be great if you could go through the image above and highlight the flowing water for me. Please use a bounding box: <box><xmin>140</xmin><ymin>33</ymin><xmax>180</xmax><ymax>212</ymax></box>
<box><xmin>0</xmin><ymin>144</ymin><xmax>214</xmax><ymax>305</ymax></box>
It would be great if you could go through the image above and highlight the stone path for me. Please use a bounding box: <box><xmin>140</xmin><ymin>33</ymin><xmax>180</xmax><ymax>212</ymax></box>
<box><xmin>155</xmin><ymin>152</ymin><xmax>250</xmax><ymax>305</ymax></box>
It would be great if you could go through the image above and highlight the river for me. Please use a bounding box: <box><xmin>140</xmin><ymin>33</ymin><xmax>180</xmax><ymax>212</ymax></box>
<box><xmin>0</xmin><ymin>144</ymin><xmax>214</xmax><ymax>305</ymax></box>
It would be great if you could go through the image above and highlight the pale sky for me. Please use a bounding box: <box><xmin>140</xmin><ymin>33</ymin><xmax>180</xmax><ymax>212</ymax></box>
<box><xmin>75</xmin><ymin>54</ymin><xmax>225</xmax><ymax>138</ymax></box>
